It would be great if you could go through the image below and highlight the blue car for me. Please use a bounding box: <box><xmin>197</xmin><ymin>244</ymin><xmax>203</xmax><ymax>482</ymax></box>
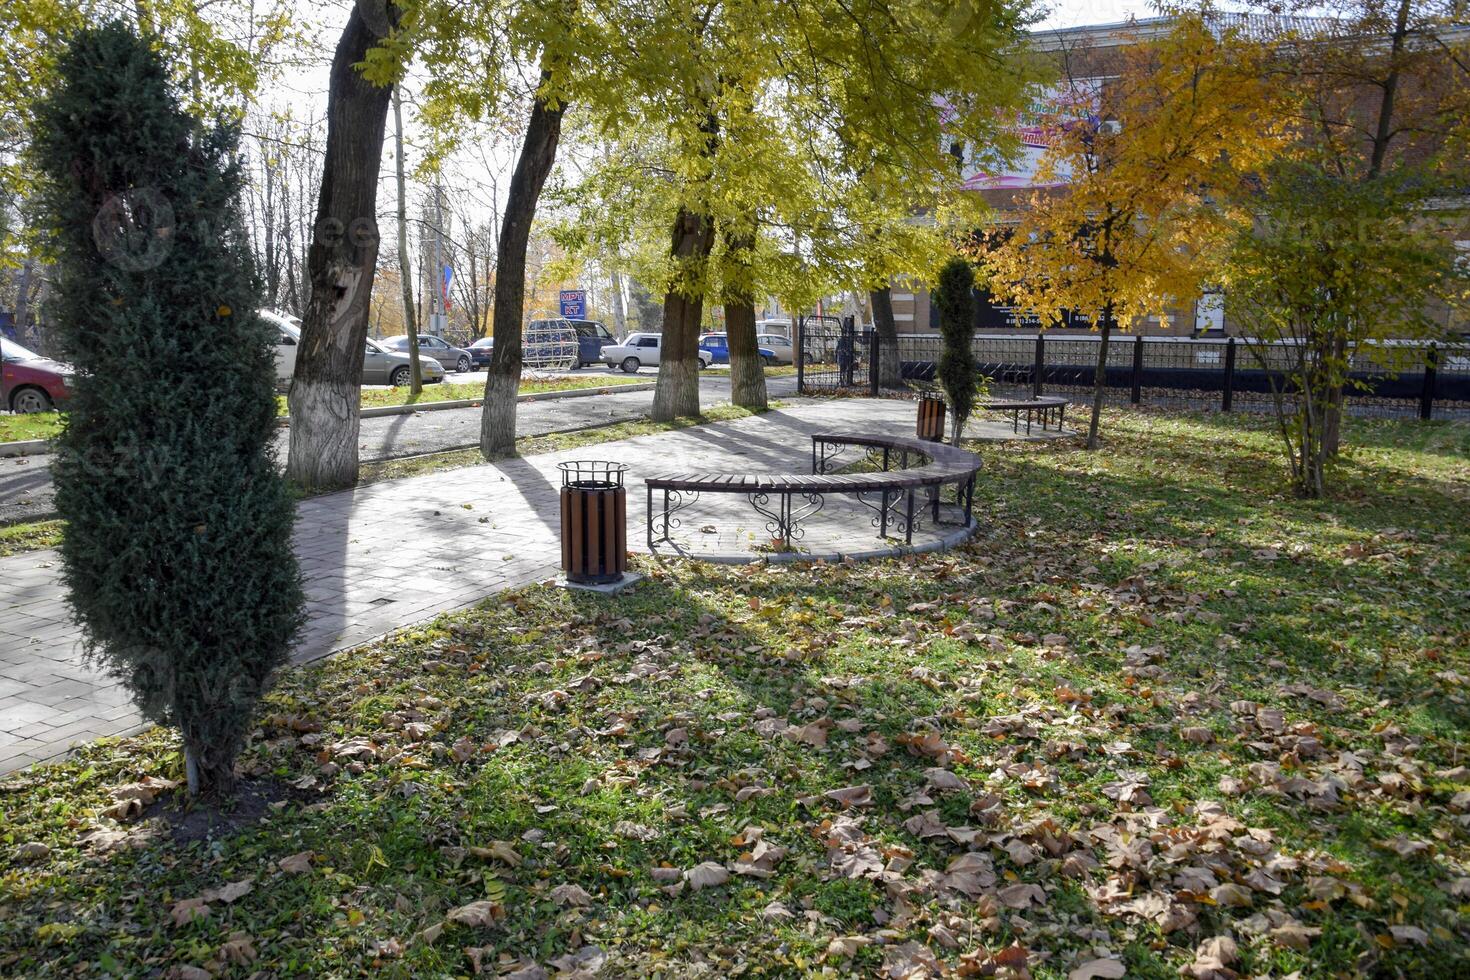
<box><xmin>568</xmin><ymin>319</ymin><xmax>616</xmax><ymax>369</ymax></box>
<box><xmin>699</xmin><ymin>333</ymin><xmax>777</xmax><ymax>365</ymax></box>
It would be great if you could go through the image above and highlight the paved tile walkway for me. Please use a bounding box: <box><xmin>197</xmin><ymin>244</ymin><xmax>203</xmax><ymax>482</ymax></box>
<box><xmin>0</xmin><ymin>398</ymin><xmax>1065</xmax><ymax>773</ymax></box>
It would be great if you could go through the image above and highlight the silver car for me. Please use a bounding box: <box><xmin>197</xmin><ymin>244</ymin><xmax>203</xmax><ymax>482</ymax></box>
<box><xmin>365</xmin><ymin>337</ymin><xmax>445</xmax><ymax>386</ymax></box>
<box><xmin>380</xmin><ymin>334</ymin><xmax>475</xmax><ymax>374</ymax></box>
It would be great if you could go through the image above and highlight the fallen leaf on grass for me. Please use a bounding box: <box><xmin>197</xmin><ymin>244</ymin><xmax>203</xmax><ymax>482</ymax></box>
<box><xmin>684</xmin><ymin>862</ymin><xmax>730</xmax><ymax>891</ymax></box>
<box><xmin>200</xmin><ymin>878</ymin><xmax>254</xmax><ymax>904</ymax></box>
<box><xmin>446</xmin><ymin>900</ymin><xmax>504</xmax><ymax>927</ymax></box>
<box><xmin>551</xmin><ymin>883</ymin><xmax>593</xmax><ymax>907</ymax></box>
<box><xmin>824</xmin><ymin>784</ymin><xmax>873</xmax><ymax>807</ymax></box>
<box><xmin>997</xmin><ymin>882</ymin><xmax>1045</xmax><ymax>909</ymax></box>
<box><xmin>1181</xmin><ymin>936</ymin><xmax>1237</xmax><ymax>980</ymax></box>
<box><xmin>170</xmin><ymin>898</ymin><xmax>210</xmax><ymax>927</ymax></box>
<box><xmin>219</xmin><ymin>931</ymin><xmax>257</xmax><ymax>965</ymax></box>
<box><xmin>1069</xmin><ymin>958</ymin><xmax>1126</xmax><ymax>980</ymax></box>
<box><xmin>277</xmin><ymin>851</ymin><xmax>313</xmax><ymax>874</ymax></box>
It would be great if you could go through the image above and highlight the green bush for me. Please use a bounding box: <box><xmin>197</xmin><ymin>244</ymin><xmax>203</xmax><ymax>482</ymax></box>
<box><xmin>932</xmin><ymin>256</ymin><xmax>978</xmax><ymax>444</ymax></box>
<box><xmin>30</xmin><ymin>21</ymin><xmax>303</xmax><ymax>797</ymax></box>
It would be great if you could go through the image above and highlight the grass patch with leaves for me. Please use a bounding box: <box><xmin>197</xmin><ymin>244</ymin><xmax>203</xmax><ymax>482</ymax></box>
<box><xmin>2</xmin><ymin>409</ymin><xmax>1468</xmax><ymax>978</ymax></box>
<box><xmin>0</xmin><ymin>519</ymin><xmax>64</xmax><ymax>557</ymax></box>
<box><xmin>0</xmin><ymin>413</ymin><xmax>63</xmax><ymax>443</ymax></box>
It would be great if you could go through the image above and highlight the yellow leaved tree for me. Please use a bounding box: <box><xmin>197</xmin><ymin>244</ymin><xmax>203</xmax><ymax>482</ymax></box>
<box><xmin>980</xmin><ymin>11</ymin><xmax>1292</xmax><ymax>448</ymax></box>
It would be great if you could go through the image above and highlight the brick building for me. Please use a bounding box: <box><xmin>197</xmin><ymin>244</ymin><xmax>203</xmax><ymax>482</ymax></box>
<box><xmin>886</xmin><ymin>12</ymin><xmax>1469</xmax><ymax>338</ymax></box>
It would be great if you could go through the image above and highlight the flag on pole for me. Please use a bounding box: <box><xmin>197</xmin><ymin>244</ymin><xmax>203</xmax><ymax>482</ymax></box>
<box><xmin>442</xmin><ymin>266</ymin><xmax>453</xmax><ymax>312</ymax></box>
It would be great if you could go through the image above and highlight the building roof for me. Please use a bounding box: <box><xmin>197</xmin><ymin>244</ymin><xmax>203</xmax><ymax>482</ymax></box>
<box><xmin>1031</xmin><ymin>11</ymin><xmax>1468</xmax><ymax>51</ymax></box>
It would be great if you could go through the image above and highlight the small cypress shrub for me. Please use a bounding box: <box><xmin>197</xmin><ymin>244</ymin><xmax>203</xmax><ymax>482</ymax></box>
<box><xmin>933</xmin><ymin>256</ymin><xmax>978</xmax><ymax>445</ymax></box>
<box><xmin>30</xmin><ymin>21</ymin><xmax>303</xmax><ymax>798</ymax></box>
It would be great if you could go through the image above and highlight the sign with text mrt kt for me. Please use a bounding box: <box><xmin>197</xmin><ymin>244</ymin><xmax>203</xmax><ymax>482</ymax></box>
<box><xmin>559</xmin><ymin>289</ymin><xmax>586</xmax><ymax>319</ymax></box>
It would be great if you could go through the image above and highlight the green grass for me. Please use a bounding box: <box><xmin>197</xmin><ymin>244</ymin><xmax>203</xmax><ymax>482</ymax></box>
<box><xmin>1</xmin><ymin>378</ymin><xmax>647</xmax><ymax>446</ymax></box>
<box><xmin>356</xmin><ymin>374</ymin><xmax>647</xmax><ymax>410</ymax></box>
<box><xmin>0</xmin><ymin>519</ymin><xmax>63</xmax><ymax>557</ymax></box>
<box><xmin>2</xmin><ymin>409</ymin><xmax>1468</xmax><ymax>978</ymax></box>
<box><xmin>0</xmin><ymin>413</ymin><xmax>62</xmax><ymax>443</ymax></box>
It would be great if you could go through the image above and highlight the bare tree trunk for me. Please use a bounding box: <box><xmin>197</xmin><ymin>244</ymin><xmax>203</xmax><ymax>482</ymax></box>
<box><xmin>723</xmin><ymin>229</ymin><xmax>766</xmax><ymax>411</ymax></box>
<box><xmin>391</xmin><ymin>84</ymin><xmax>422</xmax><ymax>394</ymax></box>
<box><xmin>287</xmin><ymin>3</ymin><xmax>397</xmax><ymax>491</ymax></box>
<box><xmin>652</xmin><ymin>205</ymin><xmax>716</xmax><ymax>421</ymax></box>
<box><xmin>1086</xmin><ymin>308</ymin><xmax>1112</xmax><ymax>450</ymax></box>
<box><xmin>870</xmin><ymin>285</ymin><xmax>902</xmax><ymax>389</ymax></box>
<box><xmin>609</xmin><ymin>270</ymin><xmax>627</xmax><ymax>335</ymax></box>
<box><xmin>479</xmin><ymin>71</ymin><xmax>565</xmax><ymax>458</ymax></box>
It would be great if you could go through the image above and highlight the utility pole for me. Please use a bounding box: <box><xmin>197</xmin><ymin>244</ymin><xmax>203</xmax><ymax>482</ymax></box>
<box><xmin>431</xmin><ymin>179</ymin><xmax>445</xmax><ymax>336</ymax></box>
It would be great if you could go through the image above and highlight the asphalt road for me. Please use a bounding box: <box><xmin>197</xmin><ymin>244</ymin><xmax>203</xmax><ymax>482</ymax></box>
<box><xmin>0</xmin><ymin>369</ymin><xmax>798</xmax><ymax>524</ymax></box>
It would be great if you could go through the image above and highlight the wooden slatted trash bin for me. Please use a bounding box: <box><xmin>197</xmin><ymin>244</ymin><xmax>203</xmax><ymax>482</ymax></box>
<box><xmin>916</xmin><ymin>393</ymin><xmax>947</xmax><ymax>443</ymax></box>
<box><xmin>559</xmin><ymin>461</ymin><xmax>628</xmax><ymax>585</ymax></box>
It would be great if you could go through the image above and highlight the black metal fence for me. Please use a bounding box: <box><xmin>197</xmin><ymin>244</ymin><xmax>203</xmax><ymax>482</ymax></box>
<box><xmin>796</xmin><ymin>319</ymin><xmax>1470</xmax><ymax>420</ymax></box>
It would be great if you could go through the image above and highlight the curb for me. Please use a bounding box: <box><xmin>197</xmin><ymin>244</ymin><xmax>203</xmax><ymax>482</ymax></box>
<box><xmin>278</xmin><ymin>381</ymin><xmax>656</xmax><ymax>425</ymax></box>
<box><xmin>0</xmin><ymin>439</ymin><xmax>50</xmax><ymax>458</ymax></box>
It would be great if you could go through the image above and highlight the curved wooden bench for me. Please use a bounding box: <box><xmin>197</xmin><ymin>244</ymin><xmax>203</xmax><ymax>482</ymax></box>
<box><xmin>980</xmin><ymin>395</ymin><xmax>1069</xmax><ymax>434</ymax></box>
<box><xmin>646</xmin><ymin>432</ymin><xmax>981</xmax><ymax>550</ymax></box>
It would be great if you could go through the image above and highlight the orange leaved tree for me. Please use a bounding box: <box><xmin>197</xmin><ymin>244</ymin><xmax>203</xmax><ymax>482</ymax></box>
<box><xmin>980</xmin><ymin>12</ymin><xmax>1291</xmax><ymax>449</ymax></box>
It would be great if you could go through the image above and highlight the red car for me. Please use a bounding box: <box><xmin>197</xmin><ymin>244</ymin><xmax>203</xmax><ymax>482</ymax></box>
<box><xmin>2</xmin><ymin>338</ymin><xmax>71</xmax><ymax>413</ymax></box>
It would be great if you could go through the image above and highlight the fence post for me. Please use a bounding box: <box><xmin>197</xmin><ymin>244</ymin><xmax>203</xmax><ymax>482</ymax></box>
<box><xmin>795</xmin><ymin>315</ymin><xmax>806</xmax><ymax>394</ymax></box>
<box><xmin>867</xmin><ymin>328</ymin><xmax>880</xmax><ymax>397</ymax></box>
<box><xmin>1420</xmin><ymin>342</ymin><xmax>1438</xmax><ymax>421</ymax></box>
<box><xmin>1130</xmin><ymin>334</ymin><xmax>1144</xmax><ymax>405</ymax></box>
<box><xmin>1033</xmin><ymin>333</ymin><xmax>1045</xmax><ymax>396</ymax></box>
<box><xmin>1222</xmin><ymin>337</ymin><xmax>1237</xmax><ymax>412</ymax></box>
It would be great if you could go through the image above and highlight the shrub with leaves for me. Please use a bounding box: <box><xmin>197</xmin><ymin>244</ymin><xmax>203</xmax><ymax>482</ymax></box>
<box><xmin>30</xmin><ymin>21</ymin><xmax>303</xmax><ymax>797</ymax></box>
<box><xmin>932</xmin><ymin>256</ymin><xmax>978</xmax><ymax>445</ymax></box>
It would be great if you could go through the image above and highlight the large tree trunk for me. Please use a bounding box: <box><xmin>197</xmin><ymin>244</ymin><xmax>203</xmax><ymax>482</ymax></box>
<box><xmin>479</xmin><ymin>72</ymin><xmax>565</xmax><ymax>458</ymax></box>
<box><xmin>723</xmin><ymin>230</ymin><xmax>766</xmax><ymax>411</ymax></box>
<box><xmin>652</xmin><ymin>205</ymin><xmax>716</xmax><ymax>421</ymax></box>
<box><xmin>1086</xmin><ymin>309</ymin><xmax>1112</xmax><ymax>450</ymax></box>
<box><xmin>287</xmin><ymin>3</ymin><xmax>396</xmax><ymax>491</ymax></box>
<box><xmin>391</xmin><ymin>84</ymin><xmax>422</xmax><ymax>394</ymax></box>
<box><xmin>870</xmin><ymin>285</ymin><xmax>902</xmax><ymax>389</ymax></box>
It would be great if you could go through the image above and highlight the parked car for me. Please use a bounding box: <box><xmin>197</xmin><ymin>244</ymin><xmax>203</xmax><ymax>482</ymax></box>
<box><xmin>564</xmin><ymin>319</ymin><xmax>615</xmax><ymax>369</ymax></box>
<box><xmin>468</xmin><ymin>336</ymin><xmax>495</xmax><ymax>369</ymax></box>
<box><xmin>263</xmin><ymin>310</ymin><xmax>302</xmax><ymax>382</ymax></box>
<box><xmin>366</xmin><ymin>337</ymin><xmax>445</xmax><ymax>386</ymax></box>
<box><xmin>380</xmin><ymin>334</ymin><xmax>475</xmax><ymax>374</ymax></box>
<box><xmin>602</xmin><ymin>332</ymin><xmax>712</xmax><ymax>373</ymax></box>
<box><xmin>265</xmin><ymin>313</ymin><xmax>443</xmax><ymax>387</ymax></box>
<box><xmin>698</xmin><ymin>333</ymin><xmax>778</xmax><ymax>366</ymax></box>
<box><xmin>756</xmin><ymin>333</ymin><xmax>795</xmax><ymax>365</ymax></box>
<box><xmin>1</xmin><ymin>338</ymin><xmax>70</xmax><ymax>413</ymax></box>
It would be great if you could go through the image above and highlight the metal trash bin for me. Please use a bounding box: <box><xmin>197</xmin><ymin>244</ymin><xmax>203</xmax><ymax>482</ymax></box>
<box><xmin>559</xmin><ymin>461</ymin><xmax>628</xmax><ymax>584</ymax></box>
<box><xmin>916</xmin><ymin>393</ymin><xmax>946</xmax><ymax>442</ymax></box>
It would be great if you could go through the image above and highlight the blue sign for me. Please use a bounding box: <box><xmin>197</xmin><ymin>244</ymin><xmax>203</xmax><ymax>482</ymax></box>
<box><xmin>559</xmin><ymin>289</ymin><xmax>586</xmax><ymax>319</ymax></box>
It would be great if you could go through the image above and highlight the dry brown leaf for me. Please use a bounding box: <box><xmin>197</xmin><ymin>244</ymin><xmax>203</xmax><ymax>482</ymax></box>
<box><xmin>551</xmin><ymin>883</ymin><xmax>593</xmax><ymax>907</ymax></box>
<box><xmin>219</xmin><ymin>931</ymin><xmax>257</xmax><ymax>965</ymax></box>
<box><xmin>997</xmin><ymin>882</ymin><xmax>1046</xmax><ymax>909</ymax></box>
<box><xmin>824</xmin><ymin>784</ymin><xmax>873</xmax><ymax>807</ymax></box>
<box><xmin>170</xmin><ymin>898</ymin><xmax>210</xmax><ymax>928</ymax></box>
<box><xmin>684</xmin><ymin>862</ymin><xmax>730</xmax><ymax>891</ymax></box>
<box><xmin>277</xmin><ymin>851</ymin><xmax>313</xmax><ymax>874</ymax></box>
<box><xmin>446</xmin><ymin>900</ymin><xmax>503</xmax><ymax>928</ymax></box>
<box><xmin>1069</xmin><ymin>958</ymin><xmax>1126</xmax><ymax>980</ymax></box>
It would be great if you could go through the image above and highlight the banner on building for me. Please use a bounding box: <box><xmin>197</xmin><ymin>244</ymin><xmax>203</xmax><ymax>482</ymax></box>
<box><xmin>961</xmin><ymin>78</ymin><xmax>1104</xmax><ymax>191</ymax></box>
